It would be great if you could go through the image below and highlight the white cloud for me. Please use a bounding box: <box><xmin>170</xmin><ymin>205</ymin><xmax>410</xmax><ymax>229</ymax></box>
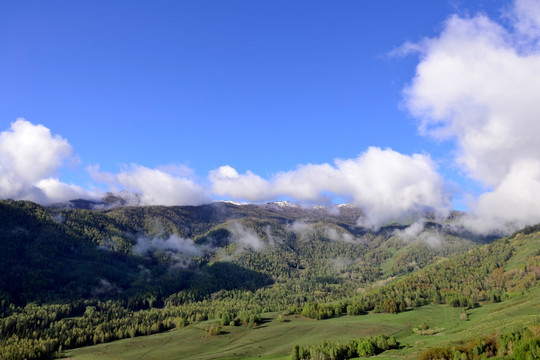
<box><xmin>133</xmin><ymin>235</ymin><xmax>201</xmax><ymax>268</ymax></box>
<box><xmin>403</xmin><ymin>0</ymin><xmax>540</xmax><ymax>234</ymax></box>
<box><xmin>211</xmin><ymin>147</ymin><xmax>450</xmax><ymax>228</ymax></box>
<box><xmin>35</xmin><ymin>178</ymin><xmax>98</xmax><ymax>203</ymax></box>
<box><xmin>228</xmin><ymin>222</ymin><xmax>265</xmax><ymax>251</ymax></box>
<box><xmin>324</xmin><ymin>226</ymin><xmax>354</xmax><ymax>243</ymax></box>
<box><xmin>0</xmin><ymin>120</ymin><xmax>209</xmax><ymax>206</ymax></box>
<box><xmin>133</xmin><ymin>235</ymin><xmax>201</xmax><ymax>257</ymax></box>
<box><xmin>0</xmin><ymin>119</ymin><xmax>71</xmax><ymax>183</ymax></box>
<box><xmin>90</xmin><ymin>164</ymin><xmax>210</xmax><ymax>206</ymax></box>
<box><xmin>393</xmin><ymin>221</ymin><xmax>444</xmax><ymax>247</ymax></box>
<box><xmin>464</xmin><ymin>159</ymin><xmax>540</xmax><ymax>234</ymax></box>
<box><xmin>210</xmin><ymin>165</ymin><xmax>274</xmax><ymax>201</ymax></box>
<box><xmin>287</xmin><ymin>220</ymin><xmax>316</xmax><ymax>241</ymax></box>
<box><xmin>393</xmin><ymin>221</ymin><xmax>425</xmax><ymax>242</ymax></box>
<box><xmin>0</xmin><ymin>119</ymin><xmax>88</xmax><ymax>203</ymax></box>
<box><xmin>512</xmin><ymin>0</ymin><xmax>540</xmax><ymax>44</ymax></box>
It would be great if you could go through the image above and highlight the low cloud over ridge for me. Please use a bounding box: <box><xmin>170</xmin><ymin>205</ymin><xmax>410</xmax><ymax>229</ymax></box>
<box><xmin>211</xmin><ymin>147</ymin><xmax>450</xmax><ymax>228</ymax></box>
<box><xmin>0</xmin><ymin>119</ymin><xmax>452</xmax><ymax>229</ymax></box>
<box><xmin>89</xmin><ymin>164</ymin><xmax>210</xmax><ymax>206</ymax></box>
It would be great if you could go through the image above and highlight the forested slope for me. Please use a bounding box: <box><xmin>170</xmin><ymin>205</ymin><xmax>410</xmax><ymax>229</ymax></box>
<box><xmin>0</xmin><ymin>200</ymin><xmax>481</xmax><ymax>305</ymax></box>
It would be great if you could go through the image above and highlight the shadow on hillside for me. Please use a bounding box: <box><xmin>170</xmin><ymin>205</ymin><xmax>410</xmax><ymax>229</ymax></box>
<box><xmin>190</xmin><ymin>262</ymin><xmax>273</xmax><ymax>295</ymax></box>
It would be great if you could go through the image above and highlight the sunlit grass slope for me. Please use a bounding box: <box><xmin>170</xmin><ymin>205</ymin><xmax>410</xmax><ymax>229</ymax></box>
<box><xmin>69</xmin><ymin>283</ymin><xmax>539</xmax><ymax>360</ymax></box>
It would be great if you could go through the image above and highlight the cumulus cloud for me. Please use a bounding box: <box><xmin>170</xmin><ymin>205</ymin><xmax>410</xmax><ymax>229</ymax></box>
<box><xmin>35</xmin><ymin>178</ymin><xmax>97</xmax><ymax>203</ymax></box>
<box><xmin>210</xmin><ymin>166</ymin><xmax>274</xmax><ymax>201</ymax></box>
<box><xmin>211</xmin><ymin>147</ymin><xmax>450</xmax><ymax>228</ymax></box>
<box><xmin>0</xmin><ymin>119</ymin><xmax>92</xmax><ymax>203</ymax></box>
<box><xmin>89</xmin><ymin>164</ymin><xmax>210</xmax><ymax>206</ymax></box>
<box><xmin>464</xmin><ymin>159</ymin><xmax>540</xmax><ymax>233</ymax></box>
<box><xmin>0</xmin><ymin>122</ymin><xmax>206</xmax><ymax>207</ymax></box>
<box><xmin>403</xmin><ymin>0</ymin><xmax>540</xmax><ymax>234</ymax></box>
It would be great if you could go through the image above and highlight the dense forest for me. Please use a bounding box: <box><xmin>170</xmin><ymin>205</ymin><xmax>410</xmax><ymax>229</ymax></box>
<box><xmin>0</xmin><ymin>199</ymin><xmax>538</xmax><ymax>359</ymax></box>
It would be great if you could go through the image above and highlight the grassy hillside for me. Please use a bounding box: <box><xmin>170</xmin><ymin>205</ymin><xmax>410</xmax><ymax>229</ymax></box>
<box><xmin>69</xmin><ymin>285</ymin><xmax>540</xmax><ymax>360</ymax></box>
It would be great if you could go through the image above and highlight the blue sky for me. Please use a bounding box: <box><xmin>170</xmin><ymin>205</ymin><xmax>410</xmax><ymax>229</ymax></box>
<box><xmin>0</xmin><ymin>1</ymin><xmax>500</xmax><ymax>173</ymax></box>
<box><xmin>2</xmin><ymin>0</ymin><xmax>540</xmax><ymax>233</ymax></box>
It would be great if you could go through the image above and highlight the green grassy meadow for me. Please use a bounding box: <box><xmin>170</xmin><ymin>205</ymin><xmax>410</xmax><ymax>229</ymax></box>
<box><xmin>68</xmin><ymin>284</ymin><xmax>539</xmax><ymax>360</ymax></box>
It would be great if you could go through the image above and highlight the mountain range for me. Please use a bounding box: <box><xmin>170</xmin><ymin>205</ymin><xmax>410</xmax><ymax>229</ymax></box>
<box><xmin>0</xmin><ymin>198</ymin><xmax>538</xmax><ymax>359</ymax></box>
